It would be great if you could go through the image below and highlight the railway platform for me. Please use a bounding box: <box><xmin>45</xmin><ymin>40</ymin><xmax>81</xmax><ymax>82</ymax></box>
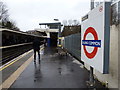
<box><xmin>1</xmin><ymin>46</ymin><xmax>106</xmax><ymax>89</ymax></box>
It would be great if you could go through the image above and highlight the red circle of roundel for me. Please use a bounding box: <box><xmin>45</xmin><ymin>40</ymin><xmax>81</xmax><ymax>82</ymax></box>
<box><xmin>83</xmin><ymin>27</ymin><xmax>98</xmax><ymax>59</ymax></box>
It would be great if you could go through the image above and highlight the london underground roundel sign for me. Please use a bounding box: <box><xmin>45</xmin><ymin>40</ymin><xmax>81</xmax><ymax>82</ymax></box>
<box><xmin>82</xmin><ymin>27</ymin><xmax>101</xmax><ymax>59</ymax></box>
<box><xmin>81</xmin><ymin>2</ymin><xmax>110</xmax><ymax>74</ymax></box>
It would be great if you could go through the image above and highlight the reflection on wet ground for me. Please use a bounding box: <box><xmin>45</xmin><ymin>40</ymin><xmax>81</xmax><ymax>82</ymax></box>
<box><xmin>10</xmin><ymin>47</ymin><xmax>104</xmax><ymax>88</ymax></box>
<box><xmin>34</xmin><ymin>63</ymin><xmax>42</xmax><ymax>82</ymax></box>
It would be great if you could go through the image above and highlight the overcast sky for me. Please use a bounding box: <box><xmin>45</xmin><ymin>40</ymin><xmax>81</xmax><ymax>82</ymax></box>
<box><xmin>3</xmin><ymin>0</ymin><xmax>90</xmax><ymax>31</ymax></box>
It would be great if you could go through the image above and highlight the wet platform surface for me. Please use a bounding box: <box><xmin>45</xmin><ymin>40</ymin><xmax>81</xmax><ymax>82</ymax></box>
<box><xmin>10</xmin><ymin>47</ymin><xmax>104</xmax><ymax>88</ymax></box>
<box><xmin>2</xmin><ymin>51</ymin><xmax>33</xmax><ymax>84</ymax></box>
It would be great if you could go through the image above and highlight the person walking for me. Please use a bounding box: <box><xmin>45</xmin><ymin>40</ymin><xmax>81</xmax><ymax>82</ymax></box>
<box><xmin>33</xmin><ymin>37</ymin><xmax>41</xmax><ymax>63</ymax></box>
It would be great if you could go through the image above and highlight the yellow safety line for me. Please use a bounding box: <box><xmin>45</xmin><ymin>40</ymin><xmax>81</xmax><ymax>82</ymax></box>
<box><xmin>0</xmin><ymin>47</ymin><xmax>44</xmax><ymax>71</ymax></box>
<box><xmin>58</xmin><ymin>45</ymin><xmax>62</xmax><ymax>47</ymax></box>
<box><xmin>0</xmin><ymin>55</ymin><xmax>34</xmax><ymax>89</ymax></box>
<box><xmin>58</xmin><ymin>37</ymin><xmax>62</xmax><ymax>39</ymax></box>
<box><xmin>0</xmin><ymin>59</ymin><xmax>18</xmax><ymax>71</ymax></box>
<box><xmin>0</xmin><ymin>51</ymin><xmax>30</xmax><ymax>71</ymax></box>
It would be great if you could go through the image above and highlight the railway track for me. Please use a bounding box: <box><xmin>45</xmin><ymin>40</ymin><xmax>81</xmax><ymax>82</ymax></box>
<box><xmin>0</xmin><ymin>43</ymin><xmax>33</xmax><ymax>65</ymax></box>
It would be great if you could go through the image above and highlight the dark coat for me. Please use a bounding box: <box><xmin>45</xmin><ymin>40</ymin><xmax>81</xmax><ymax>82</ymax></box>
<box><xmin>33</xmin><ymin>38</ymin><xmax>40</xmax><ymax>51</ymax></box>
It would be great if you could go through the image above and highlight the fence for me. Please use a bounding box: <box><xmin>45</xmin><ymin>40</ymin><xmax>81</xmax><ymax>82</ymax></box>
<box><xmin>63</xmin><ymin>33</ymin><xmax>81</xmax><ymax>61</ymax></box>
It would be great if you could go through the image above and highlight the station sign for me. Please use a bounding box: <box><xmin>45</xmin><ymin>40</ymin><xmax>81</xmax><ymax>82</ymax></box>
<box><xmin>81</xmin><ymin>2</ymin><xmax>110</xmax><ymax>74</ymax></box>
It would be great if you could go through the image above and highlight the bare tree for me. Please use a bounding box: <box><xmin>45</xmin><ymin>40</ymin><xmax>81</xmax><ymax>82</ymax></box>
<box><xmin>62</xmin><ymin>20</ymin><xmax>68</xmax><ymax>26</ymax></box>
<box><xmin>73</xmin><ymin>20</ymin><xmax>80</xmax><ymax>26</ymax></box>
<box><xmin>0</xmin><ymin>1</ymin><xmax>20</xmax><ymax>30</ymax></box>
<box><xmin>0</xmin><ymin>1</ymin><xmax>9</xmax><ymax>23</ymax></box>
<box><xmin>4</xmin><ymin>20</ymin><xmax>20</xmax><ymax>30</ymax></box>
<box><xmin>111</xmin><ymin>2</ymin><xmax>119</xmax><ymax>25</ymax></box>
<box><xmin>68</xmin><ymin>19</ymin><xmax>73</xmax><ymax>26</ymax></box>
<box><xmin>62</xmin><ymin>19</ymin><xmax>80</xmax><ymax>26</ymax></box>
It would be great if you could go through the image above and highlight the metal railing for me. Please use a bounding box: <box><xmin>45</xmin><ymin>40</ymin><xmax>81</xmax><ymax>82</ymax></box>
<box><xmin>63</xmin><ymin>33</ymin><xmax>81</xmax><ymax>60</ymax></box>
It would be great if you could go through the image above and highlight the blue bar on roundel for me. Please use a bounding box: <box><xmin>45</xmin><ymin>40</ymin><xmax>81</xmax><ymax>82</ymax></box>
<box><xmin>82</xmin><ymin>40</ymin><xmax>101</xmax><ymax>47</ymax></box>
